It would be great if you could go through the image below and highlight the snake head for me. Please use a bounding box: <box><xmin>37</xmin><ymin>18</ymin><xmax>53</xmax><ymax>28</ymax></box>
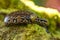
<box><xmin>40</xmin><ymin>19</ymin><xmax>48</xmax><ymax>27</ymax></box>
<box><xmin>35</xmin><ymin>18</ymin><xmax>49</xmax><ymax>27</ymax></box>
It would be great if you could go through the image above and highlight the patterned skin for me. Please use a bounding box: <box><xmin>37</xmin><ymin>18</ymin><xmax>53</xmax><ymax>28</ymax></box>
<box><xmin>4</xmin><ymin>10</ymin><xmax>48</xmax><ymax>27</ymax></box>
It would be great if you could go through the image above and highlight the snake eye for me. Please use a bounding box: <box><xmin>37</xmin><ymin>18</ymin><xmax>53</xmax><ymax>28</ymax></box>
<box><xmin>40</xmin><ymin>19</ymin><xmax>47</xmax><ymax>22</ymax></box>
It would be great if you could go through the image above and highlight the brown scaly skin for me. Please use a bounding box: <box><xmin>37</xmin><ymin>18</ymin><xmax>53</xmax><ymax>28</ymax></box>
<box><xmin>4</xmin><ymin>10</ymin><xmax>48</xmax><ymax>27</ymax></box>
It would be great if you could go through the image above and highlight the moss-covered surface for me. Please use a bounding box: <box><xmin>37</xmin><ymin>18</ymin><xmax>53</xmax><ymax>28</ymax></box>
<box><xmin>0</xmin><ymin>22</ymin><xmax>50</xmax><ymax>40</ymax></box>
<box><xmin>0</xmin><ymin>9</ymin><xmax>60</xmax><ymax>40</ymax></box>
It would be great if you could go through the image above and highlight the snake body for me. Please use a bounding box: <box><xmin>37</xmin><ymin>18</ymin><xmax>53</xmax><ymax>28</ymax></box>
<box><xmin>4</xmin><ymin>10</ymin><xmax>48</xmax><ymax>26</ymax></box>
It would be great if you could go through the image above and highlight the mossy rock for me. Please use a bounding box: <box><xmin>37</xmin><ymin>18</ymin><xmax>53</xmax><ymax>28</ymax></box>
<box><xmin>0</xmin><ymin>20</ymin><xmax>50</xmax><ymax>40</ymax></box>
